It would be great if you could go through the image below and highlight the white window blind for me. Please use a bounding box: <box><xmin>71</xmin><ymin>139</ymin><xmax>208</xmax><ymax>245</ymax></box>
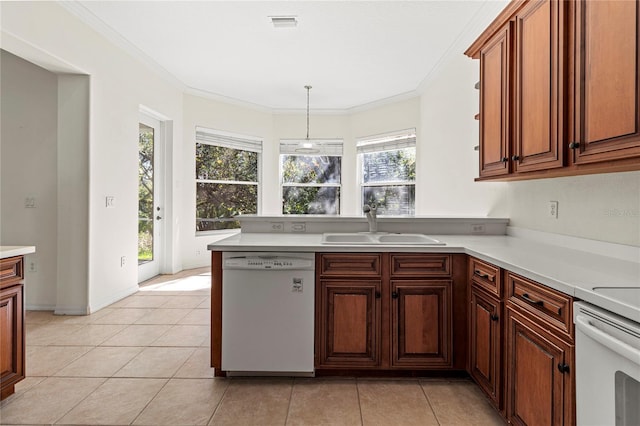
<box><xmin>356</xmin><ymin>129</ymin><xmax>416</xmax><ymax>154</ymax></box>
<box><xmin>279</xmin><ymin>139</ymin><xmax>343</xmax><ymax>156</ymax></box>
<box><xmin>196</xmin><ymin>126</ymin><xmax>262</xmax><ymax>153</ymax></box>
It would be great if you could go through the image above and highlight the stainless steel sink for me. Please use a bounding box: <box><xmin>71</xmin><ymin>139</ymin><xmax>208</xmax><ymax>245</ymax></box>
<box><xmin>321</xmin><ymin>233</ymin><xmax>445</xmax><ymax>245</ymax></box>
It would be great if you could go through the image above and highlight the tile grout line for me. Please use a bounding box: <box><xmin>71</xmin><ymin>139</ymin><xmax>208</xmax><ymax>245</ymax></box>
<box><xmin>355</xmin><ymin>378</ymin><xmax>365</xmax><ymax>426</ymax></box>
<box><xmin>283</xmin><ymin>377</ymin><xmax>296</xmax><ymax>425</ymax></box>
<box><xmin>206</xmin><ymin>377</ymin><xmax>232</xmax><ymax>425</ymax></box>
<box><xmin>419</xmin><ymin>380</ymin><xmax>443</xmax><ymax>426</ymax></box>
<box><xmin>51</xmin><ymin>376</ymin><xmax>110</xmax><ymax>425</ymax></box>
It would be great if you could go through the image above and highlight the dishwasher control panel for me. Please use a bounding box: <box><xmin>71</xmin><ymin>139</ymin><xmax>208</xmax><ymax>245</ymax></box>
<box><xmin>223</xmin><ymin>253</ymin><xmax>315</xmax><ymax>271</ymax></box>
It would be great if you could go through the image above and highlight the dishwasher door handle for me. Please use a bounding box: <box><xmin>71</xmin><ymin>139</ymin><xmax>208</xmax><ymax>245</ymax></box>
<box><xmin>575</xmin><ymin>315</ymin><xmax>640</xmax><ymax>364</ymax></box>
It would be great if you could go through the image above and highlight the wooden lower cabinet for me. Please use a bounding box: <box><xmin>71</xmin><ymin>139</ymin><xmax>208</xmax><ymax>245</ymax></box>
<box><xmin>469</xmin><ymin>286</ymin><xmax>502</xmax><ymax>408</ymax></box>
<box><xmin>316</xmin><ymin>280</ymin><xmax>381</xmax><ymax>368</ymax></box>
<box><xmin>391</xmin><ymin>280</ymin><xmax>451</xmax><ymax>368</ymax></box>
<box><xmin>505</xmin><ymin>306</ymin><xmax>574</xmax><ymax>426</ymax></box>
<box><xmin>0</xmin><ymin>256</ymin><xmax>25</xmax><ymax>401</ymax></box>
<box><xmin>315</xmin><ymin>253</ymin><xmax>463</xmax><ymax>372</ymax></box>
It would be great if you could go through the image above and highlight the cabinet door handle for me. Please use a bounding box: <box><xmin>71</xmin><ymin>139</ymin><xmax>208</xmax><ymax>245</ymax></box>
<box><xmin>474</xmin><ymin>270</ymin><xmax>491</xmax><ymax>280</ymax></box>
<box><xmin>557</xmin><ymin>363</ymin><xmax>570</xmax><ymax>374</ymax></box>
<box><xmin>569</xmin><ymin>141</ymin><xmax>580</xmax><ymax>149</ymax></box>
<box><xmin>391</xmin><ymin>292</ymin><xmax>399</xmax><ymax>299</ymax></box>
<box><xmin>490</xmin><ymin>314</ymin><xmax>499</xmax><ymax>322</ymax></box>
<box><xmin>375</xmin><ymin>291</ymin><xmax>381</xmax><ymax>299</ymax></box>
<box><xmin>501</xmin><ymin>157</ymin><xmax>509</xmax><ymax>163</ymax></box>
<box><xmin>512</xmin><ymin>155</ymin><xmax>520</xmax><ymax>161</ymax></box>
<box><xmin>521</xmin><ymin>293</ymin><xmax>544</xmax><ymax>306</ymax></box>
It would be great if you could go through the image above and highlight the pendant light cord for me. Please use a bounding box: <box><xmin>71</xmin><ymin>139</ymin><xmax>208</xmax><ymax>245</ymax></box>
<box><xmin>305</xmin><ymin>85</ymin><xmax>312</xmax><ymax>140</ymax></box>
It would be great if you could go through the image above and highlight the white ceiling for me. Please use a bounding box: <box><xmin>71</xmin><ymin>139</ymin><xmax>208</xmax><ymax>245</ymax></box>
<box><xmin>70</xmin><ymin>1</ymin><xmax>506</xmax><ymax>111</ymax></box>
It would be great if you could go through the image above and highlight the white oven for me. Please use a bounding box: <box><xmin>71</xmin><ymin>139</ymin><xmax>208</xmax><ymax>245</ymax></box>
<box><xmin>574</xmin><ymin>301</ymin><xmax>640</xmax><ymax>425</ymax></box>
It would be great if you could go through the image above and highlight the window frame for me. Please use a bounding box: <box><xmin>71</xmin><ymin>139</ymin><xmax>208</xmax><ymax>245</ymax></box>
<box><xmin>356</xmin><ymin>129</ymin><xmax>417</xmax><ymax>216</ymax></box>
<box><xmin>279</xmin><ymin>139</ymin><xmax>343</xmax><ymax>215</ymax></box>
<box><xmin>195</xmin><ymin>126</ymin><xmax>262</xmax><ymax>234</ymax></box>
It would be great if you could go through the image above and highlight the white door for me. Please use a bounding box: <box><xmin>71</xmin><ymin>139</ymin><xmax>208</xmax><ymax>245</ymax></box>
<box><xmin>138</xmin><ymin>113</ymin><xmax>164</xmax><ymax>283</ymax></box>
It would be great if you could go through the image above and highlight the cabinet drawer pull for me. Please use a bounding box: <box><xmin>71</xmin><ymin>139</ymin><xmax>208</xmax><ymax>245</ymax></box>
<box><xmin>490</xmin><ymin>314</ymin><xmax>499</xmax><ymax>322</ymax></box>
<box><xmin>568</xmin><ymin>141</ymin><xmax>580</xmax><ymax>149</ymax></box>
<box><xmin>474</xmin><ymin>270</ymin><xmax>492</xmax><ymax>281</ymax></box>
<box><xmin>557</xmin><ymin>363</ymin><xmax>570</xmax><ymax>374</ymax></box>
<box><xmin>521</xmin><ymin>293</ymin><xmax>544</xmax><ymax>306</ymax></box>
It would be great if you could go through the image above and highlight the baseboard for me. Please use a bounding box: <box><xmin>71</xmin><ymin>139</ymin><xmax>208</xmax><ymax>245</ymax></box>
<box><xmin>88</xmin><ymin>284</ymin><xmax>139</xmax><ymax>313</ymax></box>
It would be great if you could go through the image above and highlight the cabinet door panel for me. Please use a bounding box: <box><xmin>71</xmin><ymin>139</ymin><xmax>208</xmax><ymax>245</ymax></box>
<box><xmin>469</xmin><ymin>288</ymin><xmax>501</xmax><ymax>407</ymax></box>
<box><xmin>506</xmin><ymin>307</ymin><xmax>573</xmax><ymax>426</ymax></box>
<box><xmin>480</xmin><ymin>26</ymin><xmax>511</xmax><ymax>177</ymax></box>
<box><xmin>317</xmin><ymin>280</ymin><xmax>381</xmax><ymax>368</ymax></box>
<box><xmin>514</xmin><ymin>0</ymin><xmax>563</xmax><ymax>172</ymax></box>
<box><xmin>573</xmin><ymin>0</ymin><xmax>640</xmax><ymax>163</ymax></box>
<box><xmin>392</xmin><ymin>280</ymin><xmax>451</xmax><ymax>368</ymax></box>
<box><xmin>332</xmin><ymin>293</ymin><xmax>369</xmax><ymax>354</ymax></box>
<box><xmin>0</xmin><ymin>284</ymin><xmax>24</xmax><ymax>400</ymax></box>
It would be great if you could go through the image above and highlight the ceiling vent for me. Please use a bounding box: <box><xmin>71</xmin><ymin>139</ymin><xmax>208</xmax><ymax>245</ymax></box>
<box><xmin>270</xmin><ymin>16</ymin><xmax>298</xmax><ymax>28</ymax></box>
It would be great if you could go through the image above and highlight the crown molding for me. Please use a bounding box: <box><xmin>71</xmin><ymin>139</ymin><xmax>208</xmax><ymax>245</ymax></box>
<box><xmin>416</xmin><ymin>0</ymin><xmax>509</xmax><ymax>94</ymax></box>
<box><xmin>58</xmin><ymin>0</ymin><xmax>186</xmax><ymax>91</ymax></box>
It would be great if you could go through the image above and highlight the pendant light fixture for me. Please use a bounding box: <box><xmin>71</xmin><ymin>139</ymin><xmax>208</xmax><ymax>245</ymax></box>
<box><xmin>295</xmin><ymin>85</ymin><xmax>320</xmax><ymax>154</ymax></box>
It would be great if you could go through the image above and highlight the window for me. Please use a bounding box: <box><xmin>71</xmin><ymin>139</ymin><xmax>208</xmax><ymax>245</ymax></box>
<box><xmin>196</xmin><ymin>127</ymin><xmax>261</xmax><ymax>232</ymax></box>
<box><xmin>357</xmin><ymin>129</ymin><xmax>416</xmax><ymax>215</ymax></box>
<box><xmin>280</xmin><ymin>140</ymin><xmax>343</xmax><ymax>214</ymax></box>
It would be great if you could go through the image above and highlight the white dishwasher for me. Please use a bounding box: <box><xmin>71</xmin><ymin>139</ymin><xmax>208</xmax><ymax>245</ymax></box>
<box><xmin>221</xmin><ymin>252</ymin><xmax>315</xmax><ymax>376</ymax></box>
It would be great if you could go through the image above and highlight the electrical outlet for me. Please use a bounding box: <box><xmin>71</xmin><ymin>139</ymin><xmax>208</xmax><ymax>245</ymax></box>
<box><xmin>196</xmin><ymin>249</ymin><xmax>202</xmax><ymax>256</ymax></box>
<box><xmin>471</xmin><ymin>224</ymin><xmax>486</xmax><ymax>234</ymax></box>
<box><xmin>25</xmin><ymin>197</ymin><xmax>36</xmax><ymax>208</ymax></box>
<box><xmin>291</xmin><ymin>222</ymin><xmax>306</xmax><ymax>232</ymax></box>
<box><xmin>120</xmin><ymin>256</ymin><xmax>126</xmax><ymax>267</ymax></box>
<box><xmin>549</xmin><ymin>201</ymin><xmax>559</xmax><ymax>219</ymax></box>
<box><xmin>28</xmin><ymin>260</ymin><xmax>37</xmax><ymax>272</ymax></box>
<box><xmin>106</xmin><ymin>196</ymin><xmax>115</xmax><ymax>208</ymax></box>
<box><xmin>270</xmin><ymin>222</ymin><xmax>284</xmax><ymax>232</ymax></box>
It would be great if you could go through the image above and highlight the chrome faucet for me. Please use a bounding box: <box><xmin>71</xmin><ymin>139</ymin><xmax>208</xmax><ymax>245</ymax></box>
<box><xmin>363</xmin><ymin>203</ymin><xmax>378</xmax><ymax>233</ymax></box>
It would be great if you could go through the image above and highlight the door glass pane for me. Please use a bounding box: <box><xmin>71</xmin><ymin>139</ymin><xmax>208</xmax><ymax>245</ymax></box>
<box><xmin>139</xmin><ymin>123</ymin><xmax>154</xmax><ymax>264</ymax></box>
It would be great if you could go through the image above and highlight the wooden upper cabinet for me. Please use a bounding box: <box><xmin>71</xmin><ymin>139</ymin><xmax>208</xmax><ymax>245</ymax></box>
<box><xmin>467</xmin><ymin>0</ymin><xmax>640</xmax><ymax>180</ymax></box>
<box><xmin>570</xmin><ymin>0</ymin><xmax>640</xmax><ymax>164</ymax></box>
<box><xmin>513</xmin><ymin>0</ymin><xmax>564</xmax><ymax>173</ymax></box>
<box><xmin>479</xmin><ymin>26</ymin><xmax>511</xmax><ymax>177</ymax></box>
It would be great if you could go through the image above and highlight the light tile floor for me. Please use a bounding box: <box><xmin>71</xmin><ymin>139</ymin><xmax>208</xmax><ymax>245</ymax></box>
<box><xmin>0</xmin><ymin>268</ymin><xmax>505</xmax><ymax>425</ymax></box>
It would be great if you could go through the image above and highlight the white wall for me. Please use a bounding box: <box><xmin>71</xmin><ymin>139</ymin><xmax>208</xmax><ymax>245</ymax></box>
<box><xmin>1</xmin><ymin>51</ymin><xmax>59</xmax><ymax>309</ymax></box>
<box><xmin>2</xmin><ymin>1</ymin><xmax>184</xmax><ymax>312</ymax></box>
<box><xmin>506</xmin><ymin>171</ymin><xmax>640</xmax><ymax>246</ymax></box>
<box><xmin>418</xmin><ymin>50</ymin><xmax>507</xmax><ymax>216</ymax></box>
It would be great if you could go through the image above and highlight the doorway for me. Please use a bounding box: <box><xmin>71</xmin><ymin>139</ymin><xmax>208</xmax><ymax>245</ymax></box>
<box><xmin>138</xmin><ymin>113</ymin><xmax>164</xmax><ymax>283</ymax></box>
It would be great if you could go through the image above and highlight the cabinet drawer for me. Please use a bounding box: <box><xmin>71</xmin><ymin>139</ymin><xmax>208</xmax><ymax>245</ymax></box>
<box><xmin>319</xmin><ymin>254</ymin><xmax>381</xmax><ymax>277</ymax></box>
<box><xmin>507</xmin><ymin>272</ymin><xmax>573</xmax><ymax>339</ymax></box>
<box><xmin>469</xmin><ymin>257</ymin><xmax>501</xmax><ymax>296</ymax></box>
<box><xmin>390</xmin><ymin>254</ymin><xmax>451</xmax><ymax>277</ymax></box>
<box><xmin>0</xmin><ymin>257</ymin><xmax>24</xmax><ymax>289</ymax></box>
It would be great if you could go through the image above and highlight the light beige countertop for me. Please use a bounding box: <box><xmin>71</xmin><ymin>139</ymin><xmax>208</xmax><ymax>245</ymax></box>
<box><xmin>209</xmin><ymin>232</ymin><xmax>640</xmax><ymax>323</ymax></box>
<box><xmin>0</xmin><ymin>246</ymin><xmax>36</xmax><ymax>259</ymax></box>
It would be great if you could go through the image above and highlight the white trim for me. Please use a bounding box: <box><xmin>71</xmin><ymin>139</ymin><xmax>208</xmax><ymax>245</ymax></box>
<box><xmin>59</xmin><ymin>1</ymin><xmax>186</xmax><ymax>91</ymax></box>
<box><xmin>280</xmin><ymin>139</ymin><xmax>343</xmax><ymax>156</ymax></box>
<box><xmin>196</xmin><ymin>126</ymin><xmax>263</xmax><ymax>153</ymax></box>
<box><xmin>197</xmin><ymin>179</ymin><xmax>259</xmax><ymax>186</ymax></box>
